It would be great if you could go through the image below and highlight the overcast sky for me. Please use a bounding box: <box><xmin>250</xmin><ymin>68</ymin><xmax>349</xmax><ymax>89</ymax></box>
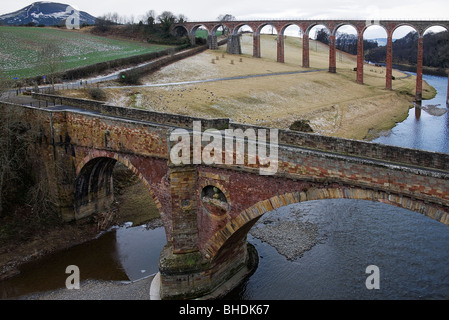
<box><xmin>1</xmin><ymin>0</ymin><xmax>448</xmax><ymax>38</ymax></box>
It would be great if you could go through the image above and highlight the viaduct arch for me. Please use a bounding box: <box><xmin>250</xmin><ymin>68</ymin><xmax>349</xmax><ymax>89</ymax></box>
<box><xmin>175</xmin><ymin>19</ymin><xmax>449</xmax><ymax>103</ymax></box>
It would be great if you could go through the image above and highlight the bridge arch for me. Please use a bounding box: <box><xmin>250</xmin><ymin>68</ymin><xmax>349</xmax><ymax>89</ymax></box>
<box><xmin>305</xmin><ymin>23</ymin><xmax>331</xmax><ymax>37</ymax></box>
<box><xmin>279</xmin><ymin>23</ymin><xmax>304</xmax><ymax>64</ymax></box>
<box><xmin>280</xmin><ymin>22</ymin><xmax>304</xmax><ymax>36</ymax></box>
<box><xmin>332</xmin><ymin>23</ymin><xmax>359</xmax><ymax>37</ymax></box>
<box><xmin>231</xmin><ymin>24</ymin><xmax>255</xmax><ymax>56</ymax></box>
<box><xmin>252</xmin><ymin>23</ymin><xmax>279</xmax><ymax>60</ymax></box>
<box><xmin>211</xmin><ymin>23</ymin><xmax>226</xmax><ymax>36</ymax></box>
<box><xmin>74</xmin><ymin>152</ymin><xmax>165</xmax><ymax>224</ymax></box>
<box><xmin>423</xmin><ymin>24</ymin><xmax>449</xmax><ymax>35</ymax></box>
<box><xmin>172</xmin><ymin>24</ymin><xmax>188</xmax><ymax>38</ymax></box>
<box><xmin>391</xmin><ymin>23</ymin><xmax>420</xmax><ymax>37</ymax></box>
<box><xmin>203</xmin><ymin>186</ymin><xmax>449</xmax><ymax>261</ymax></box>
<box><xmin>232</xmin><ymin>23</ymin><xmax>254</xmax><ymax>35</ymax></box>
<box><xmin>189</xmin><ymin>24</ymin><xmax>210</xmax><ymax>45</ymax></box>
<box><xmin>255</xmin><ymin>22</ymin><xmax>279</xmax><ymax>36</ymax></box>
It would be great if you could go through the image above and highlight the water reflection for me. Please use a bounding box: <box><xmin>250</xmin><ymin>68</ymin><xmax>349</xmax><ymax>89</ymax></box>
<box><xmin>373</xmin><ymin>74</ymin><xmax>449</xmax><ymax>153</ymax></box>
<box><xmin>0</xmin><ymin>224</ymin><xmax>166</xmax><ymax>299</ymax></box>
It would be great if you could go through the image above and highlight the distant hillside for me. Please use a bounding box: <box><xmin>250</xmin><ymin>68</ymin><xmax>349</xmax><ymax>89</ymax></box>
<box><xmin>0</xmin><ymin>26</ymin><xmax>171</xmax><ymax>80</ymax></box>
<box><xmin>0</xmin><ymin>2</ymin><xmax>96</xmax><ymax>26</ymax></box>
<box><xmin>365</xmin><ymin>31</ymin><xmax>449</xmax><ymax>73</ymax></box>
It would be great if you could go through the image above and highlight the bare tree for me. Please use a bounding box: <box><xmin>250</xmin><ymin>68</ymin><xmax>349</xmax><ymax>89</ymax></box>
<box><xmin>178</xmin><ymin>14</ymin><xmax>188</xmax><ymax>23</ymax></box>
<box><xmin>144</xmin><ymin>10</ymin><xmax>156</xmax><ymax>27</ymax></box>
<box><xmin>217</xmin><ymin>14</ymin><xmax>236</xmax><ymax>35</ymax></box>
<box><xmin>217</xmin><ymin>14</ymin><xmax>236</xmax><ymax>21</ymax></box>
<box><xmin>0</xmin><ymin>106</ymin><xmax>57</xmax><ymax>219</ymax></box>
<box><xmin>39</xmin><ymin>43</ymin><xmax>62</xmax><ymax>92</ymax></box>
<box><xmin>0</xmin><ymin>108</ymin><xmax>32</xmax><ymax>216</ymax></box>
<box><xmin>0</xmin><ymin>70</ymin><xmax>12</xmax><ymax>99</ymax></box>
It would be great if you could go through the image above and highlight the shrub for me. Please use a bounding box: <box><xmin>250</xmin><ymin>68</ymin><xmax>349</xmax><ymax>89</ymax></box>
<box><xmin>289</xmin><ymin>120</ymin><xmax>314</xmax><ymax>133</ymax></box>
<box><xmin>87</xmin><ymin>87</ymin><xmax>107</xmax><ymax>101</ymax></box>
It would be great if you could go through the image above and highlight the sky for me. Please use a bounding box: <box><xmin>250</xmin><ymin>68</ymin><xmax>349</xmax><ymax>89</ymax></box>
<box><xmin>1</xmin><ymin>0</ymin><xmax>448</xmax><ymax>38</ymax></box>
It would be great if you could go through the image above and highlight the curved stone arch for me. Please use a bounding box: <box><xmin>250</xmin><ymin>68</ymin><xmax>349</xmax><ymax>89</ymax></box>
<box><xmin>74</xmin><ymin>151</ymin><xmax>164</xmax><ymax>222</ymax></box>
<box><xmin>362</xmin><ymin>23</ymin><xmax>389</xmax><ymax>38</ymax></box>
<box><xmin>391</xmin><ymin>23</ymin><xmax>421</xmax><ymax>37</ymax></box>
<box><xmin>171</xmin><ymin>24</ymin><xmax>189</xmax><ymax>37</ymax></box>
<box><xmin>422</xmin><ymin>24</ymin><xmax>449</xmax><ymax>35</ymax></box>
<box><xmin>211</xmin><ymin>23</ymin><xmax>228</xmax><ymax>36</ymax></box>
<box><xmin>203</xmin><ymin>187</ymin><xmax>449</xmax><ymax>261</ymax></box>
<box><xmin>305</xmin><ymin>23</ymin><xmax>331</xmax><ymax>36</ymax></box>
<box><xmin>189</xmin><ymin>24</ymin><xmax>210</xmax><ymax>38</ymax></box>
<box><xmin>255</xmin><ymin>22</ymin><xmax>279</xmax><ymax>36</ymax></box>
<box><xmin>332</xmin><ymin>22</ymin><xmax>359</xmax><ymax>37</ymax></box>
<box><xmin>231</xmin><ymin>23</ymin><xmax>254</xmax><ymax>35</ymax></box>
<box><xmin>279</xmin><ymin>22</ymin><xmax>304</xmax><ymax>36</ymax></box>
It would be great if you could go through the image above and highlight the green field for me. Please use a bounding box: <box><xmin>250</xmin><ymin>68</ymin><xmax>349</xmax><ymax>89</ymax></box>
<box><xmin>0</xmin><ymin>26</ymin><xmax>172</xmax><ymax>80</ymax></box>
<box><xmin>195</xmin><ymin>29</ymin><xmax>223</xmax><ymax>39</ymax></box>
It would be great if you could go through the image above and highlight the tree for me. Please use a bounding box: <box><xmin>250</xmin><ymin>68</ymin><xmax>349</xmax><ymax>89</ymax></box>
<box><xmin>217</xmin><ymin>14</ymin><xmax>235</xmax><ymax>35</ymax></box>
<box><xmin>315</xmin><ymin>28</ymin><xmax>329</xmax><ymax>45</ymax></box>
<box><xmin>144</xmin><ymin>10</ymin><xmax>156</xmax><ymax>27</ymax></box>
<box><xmin>178</xmin><ymin>14</ymin><xmax>188</xmax><ymax>23</ymax></box>
<box><xmin>0</xmin><ymin>108</ymin><xmax>33</xmax><ymax>216</ymax></box>
<box><xmin>217</xmin><ymin>14</ymin><xmax>236</xmax><ymax>22</ymax></box>
<box><xmin>39</xmin><ymin>43</ymin><xmax>62</xmax><ymax>92</ymax></box>
<box><xmin>157</xmin><ymin>11</ymin><xmax>177</xmax><ymax>33</ymax></box>
<box><xmin>0</xmin><ymin>106</ymin><xmax>57</xmax><ymax>219</ymax></box>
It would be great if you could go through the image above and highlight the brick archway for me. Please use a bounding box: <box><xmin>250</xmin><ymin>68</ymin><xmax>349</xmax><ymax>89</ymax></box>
<box><xmin>203</xmin><ymin>187</ymin><xmax>449</xmax><ymax>261</ymax></box>
<box><xmin>74</xmin><ymin>151</ymin><xmax>166</xmax><ymax>227</ymax></box>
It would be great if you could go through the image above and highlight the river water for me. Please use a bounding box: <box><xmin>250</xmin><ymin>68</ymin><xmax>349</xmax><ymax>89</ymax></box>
<box><xmin>1</xmin><ymin>75</ymin><xmax>449</xmax><ymax>300</ymax></box>
<box><xmin>373</xmin><ymin>73</ymin><xmax>449</xmax><ymax>153</ymax></box>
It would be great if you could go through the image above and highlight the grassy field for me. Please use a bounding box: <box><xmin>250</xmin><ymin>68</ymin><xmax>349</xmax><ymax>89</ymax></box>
<box><xmin>65</xmin><ymin>34</ymin><xmax>436</xmax><ymax>141</ymax></box>
<box><xmin>195</xmin><ymin>29</ymin><xmax>223</xmax><ymax>39</ymax></box>
<box><xmin>0</xmin><ymin>26</ymin><xmax>172</xmax><ymax>80</ymax></box>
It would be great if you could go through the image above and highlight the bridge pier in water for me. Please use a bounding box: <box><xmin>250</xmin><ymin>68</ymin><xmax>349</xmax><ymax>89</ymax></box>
<box><xmin>157</xmin><ymin>164</ymin><xmax>258</xmax><ymax>299</ymax></box>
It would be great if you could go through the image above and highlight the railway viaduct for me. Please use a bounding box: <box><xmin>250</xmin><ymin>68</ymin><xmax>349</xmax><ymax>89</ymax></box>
<box><xmin>174</xmin><ymin>19</ymin><xmax>449</xmax><ymax>103</ymax></box>
<box><xmin>2</xmin><ymin>93</ymin><xmax>449</xmax><ymax>299</ymax></box>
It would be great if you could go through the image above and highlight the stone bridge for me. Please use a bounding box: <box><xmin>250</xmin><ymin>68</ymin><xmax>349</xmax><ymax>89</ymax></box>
<box><xmin>2</xmin><ymin>93</ymin><xmax>449</xmax><ymax>299</ymax></box>
<box><xmin>173</xmin><ymin>19</ymin><xmax>449</xmax><ymax>103</ymax></box>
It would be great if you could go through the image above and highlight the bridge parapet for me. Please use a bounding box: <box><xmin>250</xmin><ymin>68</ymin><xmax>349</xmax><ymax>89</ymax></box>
<box><xmin>25</xmin><ymin>94</ymin><xmax>449</xmax><ymax>172</ymax></box>
<box><xmin>32</xmin><ymin>93</ymin><xmax>229</xmax><ymax>131</ymax></box>
<box><xmin>229</xmin><ymin>122</ymin><xmax>449</xmax><ymax>172</ymax></box>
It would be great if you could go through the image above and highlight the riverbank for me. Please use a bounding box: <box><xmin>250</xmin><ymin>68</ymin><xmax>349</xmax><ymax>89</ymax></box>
<box><xmin>61</xmin><ymin>34</ymin><xmax>435</xmax><ymax>141</ymax></box>
<box><xmin>0</xmin><ymin>162</ymin><xmax>159</xmax><ymax>284</ymax></box>
<box><xmin>22</xmin><ymin>275</ymin><xmax>155</xmax><ymax>300</ymax></box>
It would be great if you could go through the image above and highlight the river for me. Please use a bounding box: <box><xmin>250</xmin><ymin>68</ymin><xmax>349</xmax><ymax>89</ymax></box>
<box><xmin>373</xmin><ymin>73</ymin><xmax>449</xmax><ymax>153</ymax></box>
<box><xmin>1</xmin><ymin>74</ymin><xmax>449</xmax><ymax>300</ymax></box>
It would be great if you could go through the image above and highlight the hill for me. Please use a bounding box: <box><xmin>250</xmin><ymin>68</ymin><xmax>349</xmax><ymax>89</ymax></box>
<box><xmin>0</xmin><ymin>26</ymin><xmax>171</xmax><ymax>80</ymax></box>
<box><xmin>365</xmin><ymin>31</ymin><xmax>449</xmax><ymax>75</ymax></box>
<box><xmin>0</xmin><ymin>2</ymin><xmax>96</xmax><ymax>26</ymax></box>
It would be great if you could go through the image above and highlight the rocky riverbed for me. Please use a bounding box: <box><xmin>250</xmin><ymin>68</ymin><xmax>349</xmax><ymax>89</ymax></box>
<box><xmin>250</xmin><ymin>210</ymin><xmax>321</xmax><ymax>261</ymax></box>
<box><xmin>418</xmin><ymin>104</ymin><xmax>447</xmax><ymax>116</ymax></box>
